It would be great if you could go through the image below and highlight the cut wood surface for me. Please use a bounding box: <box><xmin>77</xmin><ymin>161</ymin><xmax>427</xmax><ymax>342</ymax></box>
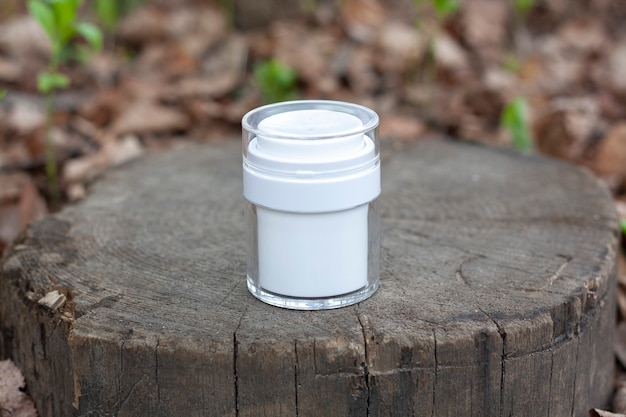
<box><xmin>0</xmin><ymin>139</ymin><xmax>618</xmax><ymax>417</ymax></box>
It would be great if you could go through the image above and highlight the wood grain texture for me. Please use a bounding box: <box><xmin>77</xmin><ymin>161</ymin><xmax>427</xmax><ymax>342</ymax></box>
<box><xmin>0</xmin><ymin>139</ymin><xmax>618</xmax><ymax>416</ymax></box>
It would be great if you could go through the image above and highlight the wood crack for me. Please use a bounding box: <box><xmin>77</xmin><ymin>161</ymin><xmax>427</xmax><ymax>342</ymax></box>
<box><xmin>546</xmin><ymin>350</ymin><xmax>554</xmax><ymax>417</ymax></box>
<box><xmin>155</xmin><ymin>336</ymin><xmax>160</xmax><ymax>405</ymax></box>
<box><xmin>356</xmin><ymin>307</ymin><xmax>370</xmax><ymax>417</ymax></box>
<box><xmin>431</xmin><ymin>328</ymin><xmax>437</xmax><ymax>417</ymax></box>
<box><xmin>543</xmin><ymin>255</ymin><xmax>572</xmax><ymax>289</ymax></box>
<box><xmin>477</xmin><ymin>308</ymin><xmax>506</xmax><ymax>417</ymax></box>
<box><xmin>455</xmin><ymin>255</ymin><xmax>487</xmax><ymax>288</ymax></box>
<box><xmin>569</xmin><ymin>335</ymin><xmax>581</xmax><ymax>416</ymax></box>
<box><xmin>233</xmin><ymin>306</ymin><xmax>248</xmax><ymax>417</ymax></box>
<box><xmin>294</xmin><ymin>340</ymin><xmax>299</xmax><ymax>417</ymax></box>
<box><xmin>118</xmin><ymin>376</ymin><xmax>143</xmax><ymax>411</ymax></box>
<box><xmin>217</xmin><ymin>282</ymin><xmax>240</xmax><ymax>307</ymax></box>
<box><xmin>117</xmin><ymin>329</ymin><xmax>132</xmax><ymax>410</ymax></box>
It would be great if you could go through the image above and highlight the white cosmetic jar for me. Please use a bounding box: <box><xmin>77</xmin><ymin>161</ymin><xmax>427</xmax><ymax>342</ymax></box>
<box><xmin>242</xmin><ymin>100</ymin><xmax>380</xmax><ymax>310</ymax></box>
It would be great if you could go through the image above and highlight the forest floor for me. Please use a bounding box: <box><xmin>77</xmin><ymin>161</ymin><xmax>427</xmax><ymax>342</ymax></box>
<box><xmin>2</xmin><ymin>0</ymin><xmax>626</xmax><ymax>415</ymax></box>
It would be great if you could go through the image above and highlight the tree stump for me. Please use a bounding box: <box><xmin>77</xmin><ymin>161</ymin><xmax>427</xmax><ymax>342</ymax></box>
<box><xmin>0</xmin><ymin>139</ymin><xmax>618</xmax><ymax>417</ymax></box>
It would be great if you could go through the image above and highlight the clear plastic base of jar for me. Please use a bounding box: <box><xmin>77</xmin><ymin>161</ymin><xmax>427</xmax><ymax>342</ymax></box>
<box><xmin>245</xmin><ymin>201</ymin><xmax>380</xmax><ymax>310</ymax></box>
<box><xmin>246</xmin><ymin>275</ymin><xmax>379</xmax><ymax>310</ymax></box>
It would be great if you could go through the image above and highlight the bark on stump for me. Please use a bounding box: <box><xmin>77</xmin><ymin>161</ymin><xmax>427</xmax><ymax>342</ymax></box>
<box><xmin>0</xmin><ymin>139</ymin><xmax>618</xmax><ymax>417</ymax></box>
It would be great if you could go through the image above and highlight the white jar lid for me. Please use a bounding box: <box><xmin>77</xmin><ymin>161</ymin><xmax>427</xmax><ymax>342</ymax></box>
<box><xmin>242</xmin><ymin>101</ymin><xmax>380</xmax><ymax>213</ymax></box>
<box><xmin>256</xmin><ymin>109</ymin><xmax>363</xmax><ymax>162</ymax></box>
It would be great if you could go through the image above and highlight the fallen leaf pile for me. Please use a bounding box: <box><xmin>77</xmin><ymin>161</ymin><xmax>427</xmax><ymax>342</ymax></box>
<box><xmin>0</xmin><ymin>360</ymin><xmax>37</xmax><ymax>417</ymax></box>
<box><xmin>2</xmin><ymin>0</ymin><xmax>626</xmax><ymax>413</ymax></box>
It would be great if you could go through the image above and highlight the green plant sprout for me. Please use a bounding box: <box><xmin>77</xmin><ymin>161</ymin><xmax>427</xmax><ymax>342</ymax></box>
<box><xmin>503</xmin><ymin>54</ymin><xmax>522</xmax><ymax>74</ymax></box>
<box><xmin>430</xmin><ymin>0</ymin><xmax>460</xmax><ymax>20</ymax></box>
<box><xmin>413</xmin><ymin>0</ymin><xmax>460</xmax><ymax>25</ymax></box>
<box><xmin>620</xmin><ymin>219</ymin><xmax>626</xmax><ymax>235</ymax></box>
<box><xmin>411</xmin><ymin>0</ymin><xmax>459</xmax><ymax>112</ymax></box>
<box><xmin>512</xmin><ymin>0</ymin><xmax>535</xmax><ymax>15</ymax></box>
<box><xmin>301</xmin><ymin>0</ymin><xmax>318</xmax><ymax>17</ymax></box>
<box><xmin>28</xmin><ymin>0</ymin><xmax>102</xmax><ymax>207</ymax></box>
<box><xmin>509</xmin><ymin>0</ymin><xmax>535</xmax><ymax>52</ymax></box>
<box><xmin>501</xmin><ymin>97</ymin><xmax>533</xmax><ymax>152</ymax></box>
<box><xmin>94</xmin><ymin>0</ymin><xmax>143</xmax><ymax>51</ymax></box>
<box><xmin>0</xmin><ymin>90</ymin><xmax>6</xmax><ymax>100</ymax></box>
<box><xmin>219</xmin><ymin>0</ymin><xmax>235</xmax><ymax>29</ymax></box>
<box><xmin>254</xmin><ymin>59</ymin><xmax>298</xmax><ymax>104</ymax></box>
<box><xmin>94</xmin><ymin>0</ymin><xmax>143</xmax><ymax>34</ymax></box>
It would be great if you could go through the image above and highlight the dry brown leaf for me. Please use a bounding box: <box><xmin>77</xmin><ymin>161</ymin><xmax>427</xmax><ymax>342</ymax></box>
<box><xmin>593</xmin><ymin>123</ymin><xmax>626</xmax><ymax>181</ymax></box>
<box><xmin>116</xmin><ymin>6</ymin><xmax>169</xmax><ymax>45</ymax></box>
<box><xmin>6</xmin><ymin>100</ymin><xmax>45</xmax><ymax>135</ymax></box>
<box><xmin>0</xmin><ymin>57</ymin><xmax>21</xmax><ymax>83</ymax></box>
<box><xmin>0</xmin><ymin>142</ymin><xmax>32</xmax><ymax>171</ymax></box>
<box><xmin>271</xmin><ymin>22</ymin><xmax>338</xmax><ymax>93</ymax></box>
<box><xmin>0</xmin><ymin>173</ymin><xmax>46</xmax><ymax>251</ymax></box>
<box><xmin>0</xmin><ymin>16</ymin><xmax>50</xmax><ymax>57</ymax></box>
<box><xmin>221</xmin><ymin>93</ymin><xmax>260</xmax><ymax>124</ymax></box>
<box><xmin>107</xmin><ymin>135</ymin><xmax>143</xmax><ymax>166</ymax></box>
<box><xmin>168</xmin><ymin>6</ymin><xmax>227</xmax><ymax>45</ymax></box>
<box><xmin>111</xmin><ymin>100</ymin><xmax>189</xmax><ymax>136</ymax></box>
<box><xmin>0</xmin><ymin>360</ymin><xmax>38</xmax><ymax>417</ymax></box>
<box><xmin>347</xmin><ymin>46</ymin><xmax>378</xmax><ymax>95</ymax></box>
<box><xmin>537</xmin><ymin>36</ymin><xmax>586</xmax><ymax>94</ymax></box>
<box><xmin>86</xmin><ymin>53</ymin><xmax>123</xmax><ymax>87</ymax></box>
<box><xmin>201</xmin><ymin>35</ymin><xmax>248</xmax><ymax>76</ymax></box>
<box><xmin>233</xmin><ymin>0</ymin><xmax>302</xmax><ymax>29</ymax></box>
<box><xmin>534</xmin><ymin>98</ymin><xmax>600</xmax><ymax>160</ymax></box>
<box><xmin>66</xmin><ymin>183</ymin><xmax>87</xmax><ymax>203</ymax></box>
<box><xmin>433</xmin><ymin>33</ymin><xmax>471</xmax><ymax>82</ymax></box>
<box><xmin>462</xmin><ymin>0</ymin><xmax>508</xmax><ymax>54</ymax></box>
<box><xmin>376</xmin><ymin>22</ymin><xmax>426</xmax><ymax>74</ymax></box>
<box><xmin>163</xmin><ymin>44</ymin><xmax>200</xmax><ymax>79</ymax></box>
<box><xmin>606</xmin><ymin>43</ymin><xmax>626</xmax><ymax>94</ymax></box>
<box><xmin>0</xmin><ymin>203</ymin><xmax>20</xmax><ymax>255</ymax></box>
<box><xmin>18</xmin><ymin>180</ymin><xmax>47</xmax><ymax>231</ymax></box>
<box><xmin>483</xmin><ymin>67</ymin><xmax>517</xmax><ymax>93</ymax></box>
<box><xmin>558</xmin><ymin>18</ymin><xmax>608</xmax><ymax>53</ymax></box>
<box><xmin>170</xmin><ymin>74</ymin><xmax>240</xmax><ymax>99</ymax></box>
<box><xmin>340</xmin><ymin>0</ymin><xmax>386</xmax><ymax>43</ymax></box>
<box><xmin>63</xmin><ymin>135</ymin><xmax>143</xmax><ymax>184</ymax></box>
<box><xmin>62</xmin><ymin>151</ymin><xmax>104</xmax><ymax>184</ymax></box>
<box><xmin>379</xmin><ymin>114</ymin><xmax>425</xmax><ymax>141</ymax></box>
<box><xmin>0</xmin><ymin>173</ymin><xmax>30</xmax><ymax>204</ymax></box>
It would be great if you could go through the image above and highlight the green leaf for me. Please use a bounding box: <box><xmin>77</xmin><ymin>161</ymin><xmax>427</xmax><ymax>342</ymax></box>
<box><xmin>75</xmin><ymin>22</ymin><xmax>103</xmax><ymax>51</ymax></box>
<box><xmin>37</xmin><ymin>71</ymin><xmax>70</xmax><ymax>93</ymax></box>
<box><xmin>621</xmin><ymin>219</ymin><xmax>626</xmax><ymax>235</ymax></box>
<box><xmin>501</xmin><ymin>97</ymin><xmax>533</xmax><ymax>152</ymax></box>
<box><xmin>0</xmin><ymin>90</ymin><xmax>6</xmax><ymax>100</ymax></box>
<box><xmin>503</xmin><ymin>54</ymin><xmax>522</xmax><ymax>74</ymax></box>
<box><xmin>94</xmin><ymin>0</ymin><xmax>119</xmax><ymax>30</ymax></box>
<box><xmin>513</xmin><ymin>0</ymin><xmax>535</xmax><ymax>14</ymax></box>
<box><xmin>50</xmin><ymin>0</ymin><xmax>80</xmax><ymax>44</ymax></box>
<box><xmin>254</xmin><ymin>59</ymin><xmax>298</xmax><ymax>104</ymax></box>
<box><xmin>27</xmin><ymin>0</ymin><xmax>57</xmax><ymax>42</ymax></box>
<box><xmin>432</xmin><ymin>0</ymin><xmax>460</xmax><ymax>19</ymax></box>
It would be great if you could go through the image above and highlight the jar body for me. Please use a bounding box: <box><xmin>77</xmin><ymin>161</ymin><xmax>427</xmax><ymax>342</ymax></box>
<box><xmin>242</xmin><ymin>100</ymin><xmax>381</xmax><ymax>310</ymax></box>
<box><xmin>246</xmin><ymin>200</ymin><xmax>380</xmax><ymax>309</ymax></box>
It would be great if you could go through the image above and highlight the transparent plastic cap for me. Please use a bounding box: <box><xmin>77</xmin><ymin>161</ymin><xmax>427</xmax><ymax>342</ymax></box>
<box><xmin>242</xmin><ymin>100</ymin><xmax>380</xmax><ymax>177</ymax></box>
